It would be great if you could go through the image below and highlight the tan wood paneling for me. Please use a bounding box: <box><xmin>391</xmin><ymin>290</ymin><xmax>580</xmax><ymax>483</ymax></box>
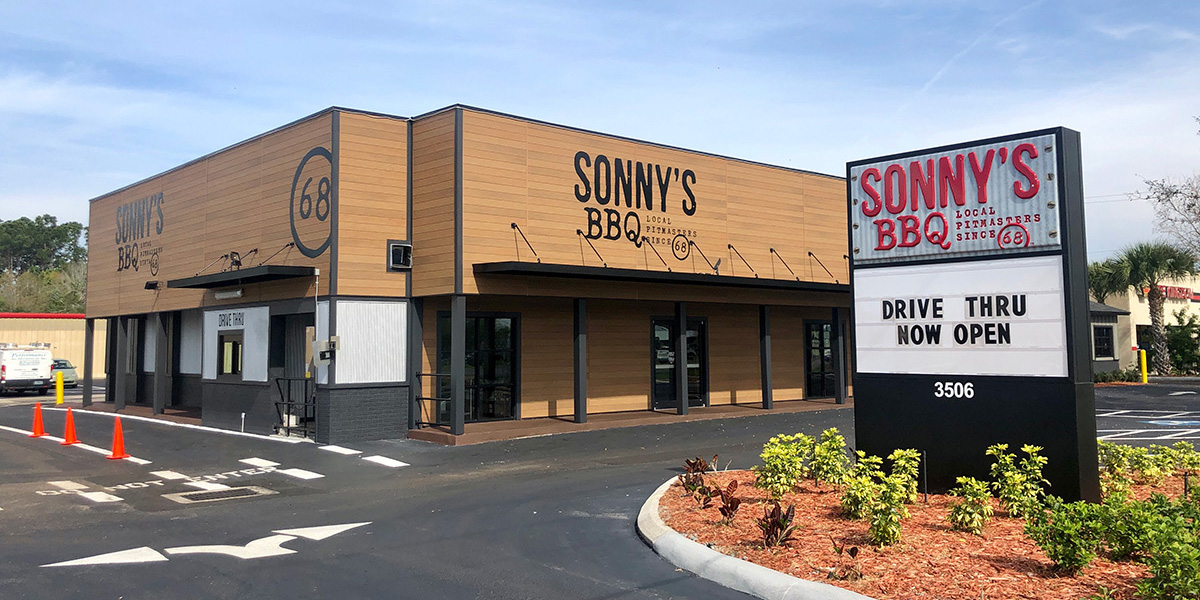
<box><xmin>699</xmin><ymin>303</ymin><xmax>763</xmax><ymax>406</ymax></box>
<box><xmin>335</xmin><ymin>112</ymin><xmax>410</xmax><ymax>297</ymax></box>
<box><xmin>410</xmin><ymin>111</ymin><xmax>457</xmax><ymax>297</ymax></box>
<box><xmin>87</xmin><ymin>113</ymin><xmax>334</xmax><ymax>318</ymax></box>
<box><xmin>459</xmin><ymin>109</ymin><xmax>849</xmax><ymax>299</ymax></box>
<box><xmin>586</xmin><ymin>300</ymin><xmax>659</xmax><ymax>414</ymax></box>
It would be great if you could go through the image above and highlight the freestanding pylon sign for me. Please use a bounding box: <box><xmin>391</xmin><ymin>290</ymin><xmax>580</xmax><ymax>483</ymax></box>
<box><xmin>847</xmin><ymin>127</ymin><xmax>1100</xmax><ymax>501</ymax></box>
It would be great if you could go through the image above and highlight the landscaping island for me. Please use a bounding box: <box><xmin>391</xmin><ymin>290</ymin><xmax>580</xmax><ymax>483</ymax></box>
<box><xmin>647</xmin><ymin>432</ymin><xmax>1199</xmax><ymax>600</ymax></box>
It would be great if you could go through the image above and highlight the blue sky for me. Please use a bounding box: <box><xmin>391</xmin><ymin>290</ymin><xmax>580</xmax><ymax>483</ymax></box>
<box><xmin>1</xmin><ymin>1</ymin><xmax>1197</xmax><ymax>259</ymax></box>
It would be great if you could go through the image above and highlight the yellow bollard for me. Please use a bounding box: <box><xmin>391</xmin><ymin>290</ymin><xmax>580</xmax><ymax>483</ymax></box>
<box><xmin>55</xmin><ymin>371</ymin><xmax>64</xmax><ymax>404</ymax></box>
<box><xmin>1139</xmin><ymin>349</ymin><xmax>1148</xmax><ymax>384</ymax></box>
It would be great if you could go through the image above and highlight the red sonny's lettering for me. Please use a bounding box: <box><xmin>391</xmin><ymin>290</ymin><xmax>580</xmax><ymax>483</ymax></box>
<box><xmin>884</xmin><ymin>164</ymin><xmax>907</xmax><ymax>214</ymax></box>
<box><xmin>860</xmin><ymin>168</ymin><xmax>882</xmax><ymax>216</ymax></box>
<box><xmin>910</xmin><ymin>159</ymin><xmax>936</xmax><ymax>210</ymax></box>
<box><xmin>1012</xmin><ymin>143</ymin><xmax>1040</xmax><ymax>199</ymax></box>
<box><xmin>968</xmin><ymin>149</ymin><xmax>995</xmax><ymax>204</ymax></box>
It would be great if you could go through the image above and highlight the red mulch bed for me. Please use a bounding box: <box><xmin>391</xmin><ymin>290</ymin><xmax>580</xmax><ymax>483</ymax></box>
<box><xmin>660</xmin><ymin>472</ymin><xmax>1187</xmax><ymax>600</ymax></box>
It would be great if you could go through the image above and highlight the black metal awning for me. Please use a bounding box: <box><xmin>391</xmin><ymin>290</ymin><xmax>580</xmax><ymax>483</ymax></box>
<box><xmin>473</xmin><ymin>261</ymin><xmax>848</xmax><ymax>293</ymax></box>
<box><xmin>166</xmin><ymin>265</ymin><xmax>317</xmax><ymax>289</ymax></box>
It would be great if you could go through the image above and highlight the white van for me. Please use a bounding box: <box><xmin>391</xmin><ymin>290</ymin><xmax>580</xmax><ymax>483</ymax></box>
<box><xmin>0</xmin><ymin>346</ymin><xmax>54</xmax><ymax>395</ymax></box>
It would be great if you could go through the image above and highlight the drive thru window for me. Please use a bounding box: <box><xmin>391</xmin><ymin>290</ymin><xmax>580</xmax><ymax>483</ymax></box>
<box><xmin>218</xmin><ymin>332</ymin><xmax>244</xmax><ymax>378</ymax></box>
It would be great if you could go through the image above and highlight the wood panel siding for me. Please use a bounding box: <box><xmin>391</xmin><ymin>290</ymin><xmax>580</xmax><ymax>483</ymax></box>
<box><xmin>87</xmin><ymin>113</ymin><xmax>334</xmax><ymax>318</ymax></box>
<box><xmin>585</xmin><ymin>300</ymin><xmax>659</xmax><ymax>414</ymax></box>
<box><xmin>335</xmin><ymin>112</ymin><xmax>410</xmax><ymax>297</ymax></box>
<box><xmin>458</xmin><ymin>109</ymin><xmax>849</xmax><ymax>300</ymax></box>
<box><xmin>410</xmin><ymin>111</ymin><xmax>457</xmax><ymax>297</ymax></box>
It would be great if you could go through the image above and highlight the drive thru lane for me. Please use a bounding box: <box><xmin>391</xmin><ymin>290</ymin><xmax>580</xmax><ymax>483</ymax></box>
<box><xmin>0</xmin><ymin>402</ymin><xmax>855</xmax><ymax>600</ymax></box>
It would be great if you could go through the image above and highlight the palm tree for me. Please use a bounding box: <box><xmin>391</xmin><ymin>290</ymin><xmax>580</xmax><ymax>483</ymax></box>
<box><xmin>1087</xmin><ymin>258</ymin><xmax>1129</xmax><ymax>305</ymax></box>
<box><xmin>1115</xmin><ymin>242</ymin><xmax>1199</xmax><ymax>374</ymax></box>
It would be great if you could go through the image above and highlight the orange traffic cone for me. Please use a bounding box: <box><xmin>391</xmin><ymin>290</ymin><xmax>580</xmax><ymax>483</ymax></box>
<box><xmin>29</xmin><ymin>403</ymin><xmax>46</xmax><ymax>438</ymax></box>
<box><xmin>106</xmin><ymin>417</ymin><xmax>129</xmax><ymax>460</ymax></box>
<box><xmin>61</xmin><ymin>408</ymin><xmax>80</xmax><ymax>445</ymax></box>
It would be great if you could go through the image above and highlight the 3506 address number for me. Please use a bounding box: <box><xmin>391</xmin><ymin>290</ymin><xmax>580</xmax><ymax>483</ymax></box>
<box><xmin>934</xmin><ymin>381</ymin><xmax>974</xmax><ymax>399</ymax></box>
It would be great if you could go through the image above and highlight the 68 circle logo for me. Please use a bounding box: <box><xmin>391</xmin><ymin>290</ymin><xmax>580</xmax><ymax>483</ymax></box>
<box><xmin>997</xmin><ymin>223</ymin><xmax>1031</xmax><ymax>250</ymax></box>
<box><xmin>289</xmin><ymin>146</ymin><xmax>334</xmax><ymax>258</ymax></box>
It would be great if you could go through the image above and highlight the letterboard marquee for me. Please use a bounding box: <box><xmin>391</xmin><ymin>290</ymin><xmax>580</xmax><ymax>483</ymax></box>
<box><xmin>847</xmin><ymin>127</ymin><xmax>1100</xmax><ymax>502</ymax></box>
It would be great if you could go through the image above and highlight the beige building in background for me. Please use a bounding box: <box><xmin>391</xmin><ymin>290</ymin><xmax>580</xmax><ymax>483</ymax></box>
<box><xmin>0</xmin><ymin>314</ymin><xmax>107</xmax><ymax>379</ymax></box>
<box><xmin>1098</xmin><ymin>276</ymin><xmax>1200</xmax><ymax>373</ymax></box>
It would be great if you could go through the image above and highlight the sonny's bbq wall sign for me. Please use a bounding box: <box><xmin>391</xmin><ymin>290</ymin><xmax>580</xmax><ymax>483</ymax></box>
<box><xmin>114</xmin><ymin>191</ymin><xmax>165</xmax><ymax>275</ymax></box>
<box><xmin>572</xmin><ymin>150</ymin><xmax>699</xmax><ymax>259</ymax></box>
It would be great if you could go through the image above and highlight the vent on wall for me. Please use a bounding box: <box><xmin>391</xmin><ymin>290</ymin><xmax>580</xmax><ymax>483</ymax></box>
<box><xmin>388</xmin><ymin>242</ymin><xmax>413</xmax><ymax>271</ymax></box>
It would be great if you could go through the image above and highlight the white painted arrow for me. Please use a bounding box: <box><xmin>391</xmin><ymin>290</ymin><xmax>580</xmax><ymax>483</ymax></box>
<box><xmin>273</xmin><ymin>521</ymin><xmax>371</xmax><ymax>541</ymax></box>
<box><xmin>164</xmin><ymin>534</ymin><xmax>297</xmax><ymax>559</ymax></box>
<box><xmin>42</xmin><ymin>547</ymin><xmax>168</xmax><ymax>567</ymax></box>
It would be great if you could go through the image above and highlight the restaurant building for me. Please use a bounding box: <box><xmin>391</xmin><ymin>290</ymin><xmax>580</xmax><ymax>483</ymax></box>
<box><xmin>83</xmin><ymin>105</ymin><xmax>851</xmax><ymax>443</ymax></box>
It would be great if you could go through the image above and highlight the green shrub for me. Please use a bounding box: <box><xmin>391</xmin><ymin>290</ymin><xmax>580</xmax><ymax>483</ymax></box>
<box><xmin>868</xmin><ymin>475</ymin><xmax>907</xmax><ymax>546</ymax></box>
<box><xmin>948</xmin><ymin>476</ymin><xmax>994</xmax><ymax>534</ymax></box>
<box><xmin>987</xmin><ymin>443</ymin><xmax>1049</xmax><ymax>518</ymax></box>
<box><xmin>811</xmin><ymin>428</ymin><xmax>850</xmax><ymax>486</ymax></box>
<box><xmin>1098</xmin><ymin>440</ymin><xmax>1136</xmax><ymax>499</ymax></box>
<box><xmin>1165</xmin><ymin>441</ymin><xmax>1200</xmax><ymax>475</ymax></box>
<box><xmin>839</xmin><ymin>452</ymin><xmax>882</xmax><ymax>520</ymax></box>
<box><xmin>1138</xmin><ymin>516</ymin><xmax>1200</xmax><ymax>600</ymax></box>
<box><xmin>887</xmin><ymin>448</ymin><xmax>921</xmax><ymax>503</ymax></box>
<box><xmin>752</xmin><ymin>433</ymin><xmax>813</xmax><ymax>499</ymax></box>
<box><xmin>1132</xmin><ymin>446</ymin><xmax>1176</xmax><ymax>485</ymax></box>
<box><xmin>1099</xmin><ymin>495</ymin><xmax>1164</xmax><ymax>561</ymax></box>
<box><xmin>1025</xmin><ymin>495</ymin><xmax>1104</xmax><ymax>574</ymax></box>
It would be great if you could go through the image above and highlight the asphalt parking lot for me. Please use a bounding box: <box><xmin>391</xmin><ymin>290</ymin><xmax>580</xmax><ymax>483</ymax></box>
<box><xmin>1</xmin><ymin>381</ymin><xmax>1197</xmax><ymax>599</ymax></box>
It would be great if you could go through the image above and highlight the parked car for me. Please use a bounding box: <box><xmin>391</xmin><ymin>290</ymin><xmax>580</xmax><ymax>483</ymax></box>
<box><xmin>0</xmin><ymin>346</ymin><xmax>53</xmax><ymax>395</ymax></box>
<box><xmin>51</xmin><ymin>359</ymin><xmax>78</xmax><ymax>388</ymax></box>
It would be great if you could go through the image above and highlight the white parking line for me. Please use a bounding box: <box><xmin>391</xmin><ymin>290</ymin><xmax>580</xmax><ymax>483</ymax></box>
<box><xmin>239</xmin><ymin>458</ymin><xmax>279</xmax><ymax>468</ymax></box>
<box><xmin>1162</xmin><ymin>429</ymin><xmax>1200</xmax><ymax>439</ymax></box>
<box><xmin>320</xmin><ymin>445</ymin><xmax>362</xmax><ymax>455</ymax></box>
<box><xmin>40</xmin><ymin>407</ymin><xmax>308</xmax><ymax>444</ymax></box>
<box><xmin>151</xmin><ymin>470</ymin><xmax>189</xmax><ymax>480</ymax></box>
<box><xmin>362</xmin><ymin>455</ymin><xmax>408</xmax><ymax>468</ymax></box>
<box><xmin>1098</xmin><ymin>430</ymin><xmax>1154</xmax><ymax>439</ymax></box>
<box><xmin>277</xmin><ymin>468</ymin><xmax>324</xmax><ymax>480</ymax></box>
<box><xmin>125</xmin><ymin>457</ymin><xmax>152</xmax><ymax>465</ymax></box>
<box><xmin>0</xmin><ymin>424</ymin><xmax>33</xmax><ymax>435</ymax></box>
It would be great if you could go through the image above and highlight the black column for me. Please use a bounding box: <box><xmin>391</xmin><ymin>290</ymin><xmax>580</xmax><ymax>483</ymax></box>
<box><xmin>113</xmin><ymin>316</ymin><xmax>128</xmax><ymax>411</ymax></box>
<box><xmin>152</xmin><ymin>313</ymin><xmax>171</xmax><ymax>415</ymax></box>
<box><xmin>82</xmin><ymin>318</ymin><xmax>94</xmax><ymax>407</ymax></box>
<box><xmin>833</xmin><ymin>307</ymin><xmax>847</xmax><ymax>405</ymax></box>
<box><xmin>407</xmin><ymin>299</ymin><xmax>423</xmax><ymax>431</ymax></box>
<box><xmin>450</xmin><ymin>294</ymin><xmax>466</xmax><ymax>435</ymax></box>
<box><xmin>675</xmin><ymin>301</ymin><xmax>688</xmax><ymax>416</ymax></box>
<box><xmin>760</xmin><ymin>305</ymin><xmax>773</xmax><ymax>409</ymax></box>
<box><xmin>573</xmin><ymin>298</ymin><xmax>587</xmax><ymax>423</ymax></box>
<box><xmin>105</xmin><ymin>317</ymin><xmax>117</xmax><ymax>403</ymax></box>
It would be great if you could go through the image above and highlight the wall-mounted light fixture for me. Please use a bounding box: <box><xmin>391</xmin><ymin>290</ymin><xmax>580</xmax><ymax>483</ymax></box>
<box><xmin>214</xmin><ymin>288</ymin><xmax>244</xmax><ymax>300</ymax></box>
<box><xmin>144</xmin><ymin>281</ymin><xmax>161</xmax><ymax>290</ymax></box>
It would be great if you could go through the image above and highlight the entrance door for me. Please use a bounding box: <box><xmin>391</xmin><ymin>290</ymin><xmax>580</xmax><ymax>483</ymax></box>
<box><xmin>437</xmin><ymin>314</ymin><xmax>518</xmax><ymax>422</ymax></box>
<box><xmin>651</xmin><ymin>317</ymin><xmax>708</xmax><ymax>410</ymax></box>
<box><xmin>805</xmin><ymin>321</ymin><xmax>836</xmax><ymax>398</ymax></box>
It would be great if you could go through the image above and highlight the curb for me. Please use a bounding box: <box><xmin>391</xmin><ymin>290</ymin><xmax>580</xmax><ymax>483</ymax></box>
<box><xmin>637</xmin><ymin>477</ymin><xmax>876</xmax><ymax>600</ymax></box>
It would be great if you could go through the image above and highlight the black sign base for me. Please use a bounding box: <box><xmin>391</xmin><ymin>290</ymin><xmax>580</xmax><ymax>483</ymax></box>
<box><xmin>854</xmin><ymin>373</ymin><xmax>1101</xmax><ymax>502</ymax></box>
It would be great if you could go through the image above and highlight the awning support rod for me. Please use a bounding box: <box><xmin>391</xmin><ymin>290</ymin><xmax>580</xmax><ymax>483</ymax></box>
<box><xmin>808</xmin><ymin>251</ymin><xmax>839</xmax><ymax>284</ymax></box>
<box><xmin>689</xmin><ymin>240</ymin><xmax>720</xmax><ymax>274</ymax></box>
<box><xmin>641</xmin><ymin>237</ymin><xmax>671</xmax><ymax>271</ymax></box>
<box><xmin>195</xmin><ymin>253</ymin><xmax>229</xmax><ymax>277</ymax></box>
<box><xmin>257</xmin><ymin>242</ymin><xmax>296</xmax><ymax>267</ymax></box>
<box><xmin>511</xmin><ymin>223</ymin><xmax>541</xmax><ymax>263</ymax></box>
<box><xmin>769</xmin><ymin>248</ymin><xmax>800</xmax><ymax>281</ymax></box>
<box><xmin>728</xmin><ymin>244</ymin><xmax>758</xmax><ymax>278</ymax></box>
<box><xmin>576</xmin><ymin>230</ymin><xmax>607</xmax><ymax>267</ymax></box>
